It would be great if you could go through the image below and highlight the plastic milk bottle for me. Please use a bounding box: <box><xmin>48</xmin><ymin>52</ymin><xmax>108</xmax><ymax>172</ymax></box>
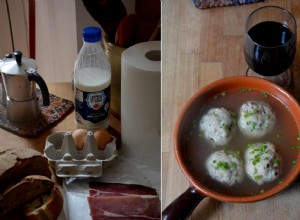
<box><xmin>74</xmin><ymin>27</ymin><xmax>111</xmax><ymax>130</ymax></box>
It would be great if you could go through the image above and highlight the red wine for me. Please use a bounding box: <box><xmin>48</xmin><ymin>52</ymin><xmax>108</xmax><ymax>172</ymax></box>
<box><xmin>244</xmin><ymin>21</ymin><xmax>295</xmax><ymax>76</ymax></box>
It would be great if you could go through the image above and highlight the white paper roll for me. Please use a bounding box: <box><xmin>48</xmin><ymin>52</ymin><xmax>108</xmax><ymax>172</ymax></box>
<box><xmin>121</xmin><ymin>41</ymin><xmax>161</xmax><ymax>172</ymax></box>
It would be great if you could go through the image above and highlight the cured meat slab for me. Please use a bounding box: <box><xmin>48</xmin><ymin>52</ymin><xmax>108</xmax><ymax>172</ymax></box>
<box><xmin>88</xmin><ymin>182</ymin><xmax>161</xmax><ymax>219</ymax></box>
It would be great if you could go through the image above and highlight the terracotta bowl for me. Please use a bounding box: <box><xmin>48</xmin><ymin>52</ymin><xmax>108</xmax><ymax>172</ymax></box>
<box><xmin>163</xmin><ymin>76</ymin><xmax>300</xmax><ymax>219</ymax></box>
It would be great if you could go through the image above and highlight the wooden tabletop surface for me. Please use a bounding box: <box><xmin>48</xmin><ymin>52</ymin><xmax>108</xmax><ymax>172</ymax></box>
<box><xmin>162</xmin><ymin>0</ymin><xmax>300</xmax><ymax>219</ymax></box>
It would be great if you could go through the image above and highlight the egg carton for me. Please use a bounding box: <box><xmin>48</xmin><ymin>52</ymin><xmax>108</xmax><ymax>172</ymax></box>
<box><xmin>44</xmin><ymin>131</ymin><xmax>118</xmax><ymax>178</ymax></box>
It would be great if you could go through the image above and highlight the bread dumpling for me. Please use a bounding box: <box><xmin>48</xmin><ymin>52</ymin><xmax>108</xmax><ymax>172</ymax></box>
<box><xmin>238</xmin><ymin>101</ymin><xmax>276</xmax><ymax>138</ymax></box>
<box><xmin>206</xmin><ymin>150</ymin><xmax>244</xmax><ymax>186</ymax></box>
<box><xmin>245</xmin><ymin>142</ymin><xmax>281</xmax><ymax>185</ymax></box>
<box><xmin>200</xmin><ymin>108</ymin><xmax>236</xmax><ymax>146</ymax></box>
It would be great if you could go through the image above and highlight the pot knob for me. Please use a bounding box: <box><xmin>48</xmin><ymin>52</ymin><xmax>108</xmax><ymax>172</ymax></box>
<box><xmin>14</xmin><ymin>51</ymin><xmax>22</xmax><ymax>66</ymax></box>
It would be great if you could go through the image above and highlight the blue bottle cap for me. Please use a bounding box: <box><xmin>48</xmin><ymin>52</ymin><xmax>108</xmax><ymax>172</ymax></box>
<box><xmin>82</xmin><ymin>27</ymin><xmax>102</xmax><ymax>43</ymax></box>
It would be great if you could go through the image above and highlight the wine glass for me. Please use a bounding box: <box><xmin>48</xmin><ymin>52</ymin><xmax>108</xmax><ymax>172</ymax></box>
<box><xmin>244</xmin><ymin>6</ymin><xmax>297</xmax><ymax>88</ymax></box>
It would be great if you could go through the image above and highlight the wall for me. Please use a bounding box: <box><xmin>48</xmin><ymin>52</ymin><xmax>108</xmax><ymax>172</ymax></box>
<box><xmin>0</xmin><ymin>0</ymin><xmax>135</xmax><ymax>83</ymax></box>
<box><xmin>0</xmin><ymin>0</ymin><xmax>77</xmax><ymax>83</ymax></box>
<box><xmin>75</xmin><ymin>0</ymin><xmax>99</xmax><ymax>51</ymax></box>
<box><xmin>35</xmin><ymin>0</ymin><xmax>77</xmax><ymax>83</ymax></box>
<box><xmin>0</xmin><ymin>0</ymin><xmax>28</xmax><ymax>58</ymax></box>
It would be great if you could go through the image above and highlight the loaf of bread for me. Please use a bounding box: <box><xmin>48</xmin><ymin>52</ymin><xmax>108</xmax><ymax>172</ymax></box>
<box><xmin>0</xmin><ymin>146</ymin><xmax>63</xmax><ymax>219</ymax></box>
<box><xmin>0</xmin><ymin>146</ymin><xmax>52</xmax><ymax>193</ymax></box>
<box><xmin>23</xmin><ymin>185</ymin><xmax>63</xmax><ymax>220</ymax></box>
<box><xmin>0</xmin><ymin>175</ymin><xmax>54</xmax><ymax>216</ymax></box>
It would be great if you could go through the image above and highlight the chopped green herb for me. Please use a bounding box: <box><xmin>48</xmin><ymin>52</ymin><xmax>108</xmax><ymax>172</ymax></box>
<box><xmin>277</xmin><ymin>178</ymin><xmax>284</xmax><ymax>185</ymax></box>
<box><xmin>244</xmin><ymin>111</ymin><xmax>252</xmax><ymax>118</ymax></box>
<box><xmin>240</xmin><ymin>88</ymin><xmax>252</xmax><ymax>93</ymax></box>
<box><xmin>291</xmin><ymin>145</ymin><xmax>300</xmax><ymax>150</ymax></box>
<box><xmin>276</xmin><ymin>134</ymin><xmax>281</xmax><ymax>138</ymax></box>
<box><xmin>231</xmin><ymin>161</ymin><xmax>236</xmax><ymax>168</ymax></box>
<box><xmin>250</xmin><ymin>144</ymin><xmax>269</xmax><ymax>166</ymax></box>
<box><xmin>297</xmin><ymin>131</ymin><xmax>300</xmax><ymax>142</ymax></box>
<box><xmin>254</xmin><ymin>175</ymin><xmax>262</xmax><ymax>181</ymax></box>
<box><xmin>216</xmin><ymin>161</ymin><xmax>230</xmax><ymax>171</ymax></box>
<box><xmin>260</xmin><ymin>92</ymin><xmax>269</xmax><ymax>98</ymax></box>
<box><xmin>213</xmin><ymin>111</ymin><xmax>218</xmax><ymax>117</ymax></box>
<box><xmin>260</xmin><ymin>189</ymin><xmax>265</xmax><ymax>194</ymax></box>
<box><xmin>213</xmin><ymin>160</ymin><xmax>216</xmax><ymax>164</ymax></box>
<box><xmin>214</xmin><ymin>92</ymin><xmax>227</xmax><ymax>99</ymax></box>
<box><xmin>273</xmin><ymin>159</ymin><xmax>279</xmax><ymax>167</ymax></box>
<box><xmin>244</xmin><ymin>109</ymin><xmax>258</xmax><ymax>118</ymax></box>
<box><xmin>248</xmin><ymin>144</ymin><xmax>255</xmax><ymax>148</ymax></box>
<box><xmin>252</xmin><ymin>156</ymin><xmax>260</xmax><ymax>165</ymax></box>
<box><xmin>292</xmin><ymin>159</ymin><xmax>298</xmax><ymax>169</ymax></box>
<box><xmin>251</xmin><ymin>121</ymin><xmax>257</xmax><ymax>131</ymax></box>
<box><xmin>234</xmin><ymin>150</ymin><xmax>241</xmax><ymax>157</ymax></box>
<box><xmin>199</xmin><ymin>130</ymin><xmax>205</xmax><ymax>137</ymax></box>
<box><xmin>261</xmin><ymin>144</ymin><xmax>267</xmax><ymax>153</ymax></box>
<box><xmin>220</xmin><ymin>123</ymin><xmax>226</xmax><ymax>129</ymax></box>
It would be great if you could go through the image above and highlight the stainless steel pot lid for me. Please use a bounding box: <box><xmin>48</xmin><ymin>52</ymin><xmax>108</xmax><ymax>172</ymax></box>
<box><xmin>0</xmin><ymin>51</ymin><xmax>37</xmax><ymax>75</ymax></box>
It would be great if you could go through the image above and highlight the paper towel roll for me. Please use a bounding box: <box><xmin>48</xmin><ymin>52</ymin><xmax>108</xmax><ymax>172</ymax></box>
<box><xmin>121</xmin><ymin>41</ymin><xmax>161</xmax><ymax>170</ymax></box>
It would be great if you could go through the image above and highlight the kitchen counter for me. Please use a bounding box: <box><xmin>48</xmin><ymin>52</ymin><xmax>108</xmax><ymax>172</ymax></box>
<box><xmin>0</xmin><ymin>82</ymin><xmax>120</xmax><ymax>153</ymax></box>
<box><xmin>162</xmin><ymin>1</ymin><xmax>300</xmax><ymax>219</ymax></box>
<box><xmin>0</xmin><ymin>82</ymin><xmax>131</xmax><ymax>219</ymax></box>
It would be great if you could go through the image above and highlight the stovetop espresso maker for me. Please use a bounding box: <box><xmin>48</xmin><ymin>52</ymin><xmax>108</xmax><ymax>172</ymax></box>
<box><xmin>0</xmin><ymin>51</ymin><xmax>50</xmax><ymax>123</ymax></box>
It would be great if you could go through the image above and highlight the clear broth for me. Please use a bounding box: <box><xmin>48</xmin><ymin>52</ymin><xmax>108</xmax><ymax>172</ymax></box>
<box><xmin>184</xmin><ymin>88</ymin><xmax>299</xmax><ymax>196</ymax></box>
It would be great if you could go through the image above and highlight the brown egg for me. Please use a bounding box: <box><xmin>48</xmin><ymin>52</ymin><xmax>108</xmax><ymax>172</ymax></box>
<box><xmin>72</xmin><ymin>129</ymin><xmax>87</xmax><ymax>150</ymax></box>
<box><xmin>94</xmin><ymin>129</ymin><xmax>112</xmax><ymax>150</ymax></box>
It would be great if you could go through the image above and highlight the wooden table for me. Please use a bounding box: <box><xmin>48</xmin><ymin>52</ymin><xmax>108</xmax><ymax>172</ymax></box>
<box><xmin>162</xmin><ymin>1</ymin><xmax>300</xmax><ymax>219</ymax></box>
<box><xmin>0</xmin><ymin>82</ymin><xmax>120</xmax><ymax>219</ymax></box>
<box><xmin>0</xmin><ymin>82</ymin><xmax>120</xmax><ymax>153</ymax></box>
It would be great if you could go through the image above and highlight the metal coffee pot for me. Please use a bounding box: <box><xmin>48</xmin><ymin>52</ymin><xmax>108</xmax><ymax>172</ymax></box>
<box><xmin>0</xmin><ymin>53</ymin><xmax>13</xmax><ymax>106</ymax></box>
<box><xmin>0</xmin><ymin>51</ymin><xmax>50</xmax><ymax>123</ymax></box>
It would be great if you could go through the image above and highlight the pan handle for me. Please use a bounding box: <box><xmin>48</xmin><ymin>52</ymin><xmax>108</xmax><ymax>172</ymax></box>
<box><xmin>162</xmin><ymin>186</ymin><xmax>205</xmax><ymax>220</ymax></box>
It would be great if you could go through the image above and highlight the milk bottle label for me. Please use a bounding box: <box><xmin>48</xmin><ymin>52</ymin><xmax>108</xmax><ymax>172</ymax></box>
<box><xmin>75</xmin><ymin>86</ymin><xmax>110</xmax><ymax>124</ymax></box>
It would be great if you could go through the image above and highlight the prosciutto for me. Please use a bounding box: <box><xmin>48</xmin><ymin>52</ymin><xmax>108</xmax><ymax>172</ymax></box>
<box><xmin>88</xmin><ymin>182</ymin><xmax>161</xmax><ymax>219</ymax></box>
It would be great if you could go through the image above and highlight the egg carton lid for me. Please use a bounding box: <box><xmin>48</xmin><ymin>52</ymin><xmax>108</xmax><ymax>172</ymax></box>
<box><xmin>44</xmin><ymin>131</ymin><xmax>118</xmax><ymax>177</ymax></box>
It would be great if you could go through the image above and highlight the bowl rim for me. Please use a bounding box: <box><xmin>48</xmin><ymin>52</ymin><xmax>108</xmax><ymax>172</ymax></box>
<box><xmin>173</xmin><ymin>76</ymin><xmax>300</xmax><ymax>203</ymax></box>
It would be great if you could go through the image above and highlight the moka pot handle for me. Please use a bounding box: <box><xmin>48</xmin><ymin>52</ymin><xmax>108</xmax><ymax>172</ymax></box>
<box><xmin>26</xmin><ymin>68</ymin><xmax>50</xmax><ymax>106</ymax></box>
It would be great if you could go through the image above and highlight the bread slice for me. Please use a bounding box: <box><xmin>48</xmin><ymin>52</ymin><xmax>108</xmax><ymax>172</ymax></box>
<box><xmin>23</xmin><ymin>185</ymin><xmax>63</xmax><ymax>220</ymax></box>
<box><xmin>0</xmin><ymin>146</ymin><xmax>52</xmax><ymax>192</ymax></box>
<box><xmin>0</xmin><ymin>175</ymin><xmax>55</xmax><ymax>217</ymax></box>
